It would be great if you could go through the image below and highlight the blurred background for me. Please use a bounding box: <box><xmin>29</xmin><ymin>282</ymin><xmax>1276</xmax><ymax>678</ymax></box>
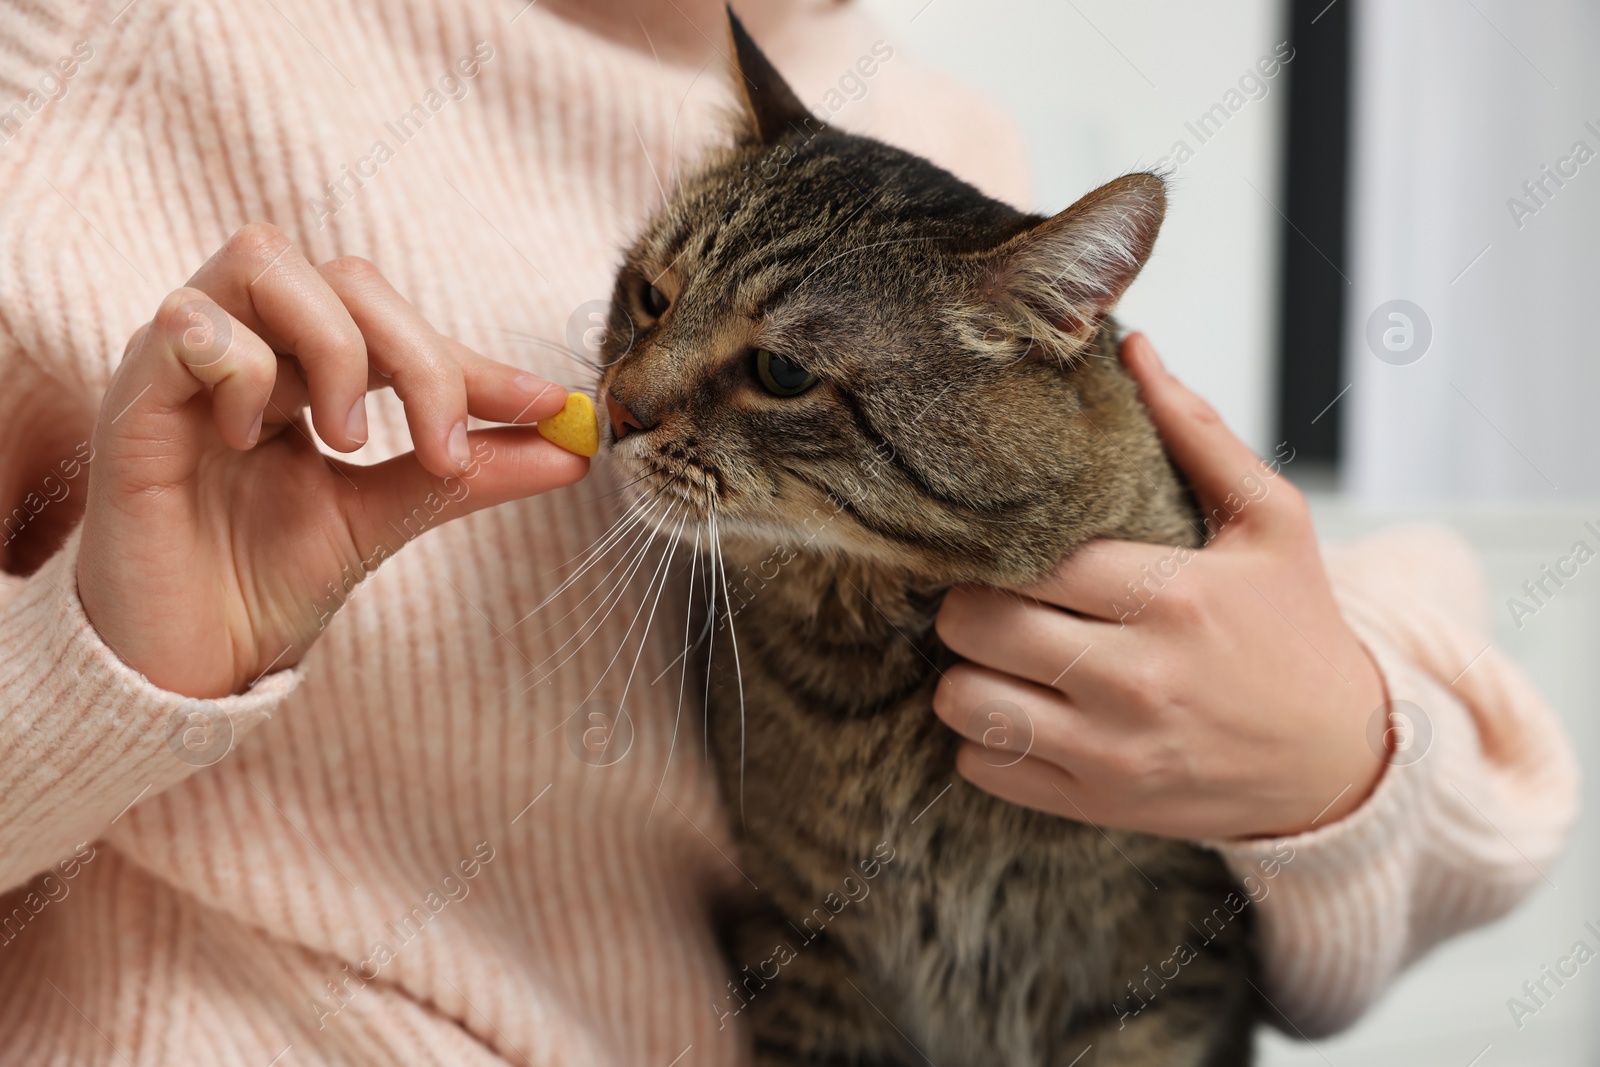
<box><xmin>858</xmin><ymin>0</ymin><xmax>1600</xmax><ymax>1063</ymax></box>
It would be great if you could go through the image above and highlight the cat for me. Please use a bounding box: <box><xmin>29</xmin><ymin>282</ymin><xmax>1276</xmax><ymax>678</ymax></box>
<box><xmin>596</xmin><ymin>11</ymin><xmax>1256</xmax><ymax>1065</ymax></box>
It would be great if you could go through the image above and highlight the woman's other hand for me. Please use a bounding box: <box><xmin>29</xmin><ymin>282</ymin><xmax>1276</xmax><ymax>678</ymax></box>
<box><xmin>933</xmin><ymin>333</ymin><xmax>1386</xmax><ymax>840</ymax></box>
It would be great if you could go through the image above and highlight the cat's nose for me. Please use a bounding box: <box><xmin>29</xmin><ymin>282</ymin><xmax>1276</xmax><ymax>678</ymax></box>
<box><xmin>604</xmin><ymin>390</ymin><xmax>648</xmax><ymax>441</ymax></box>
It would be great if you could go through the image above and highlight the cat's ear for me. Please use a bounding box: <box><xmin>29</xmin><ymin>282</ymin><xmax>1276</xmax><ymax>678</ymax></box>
<box><xmin>983</xmin><ymin>173</ymin><xmax>1166</xmax><ymax>361</ymax></box>
<box><xmin>725</xmin><ymin>5</ymin><xmax>816</xmax><ymax>144</ymax></box>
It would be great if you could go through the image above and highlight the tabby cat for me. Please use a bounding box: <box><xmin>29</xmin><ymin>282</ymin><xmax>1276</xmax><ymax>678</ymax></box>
<box><xmin>597</xmin><ymin>12</ymin><xmax>1255</xmax><ymax>1065</ymax></box>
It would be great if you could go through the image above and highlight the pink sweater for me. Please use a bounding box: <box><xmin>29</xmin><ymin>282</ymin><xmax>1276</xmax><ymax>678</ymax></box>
<box><xmin>0</xmin><ymin>0</ymin><xmax>1578</xmax><ymax>1062</ymax></box>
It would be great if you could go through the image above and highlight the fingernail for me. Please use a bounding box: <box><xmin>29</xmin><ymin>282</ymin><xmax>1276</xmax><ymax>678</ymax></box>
<box><xmin>246</xmin><ymin>410</ymin><xmax>264</xmax><ymax>447</ymax></box>
<box><xmin>346</xmin><ymin>395</ymin><xmax>368</xmax><ymax>445</ymax></box>
<box><xmin>448</xmin><ymin>420</ymin><xmax>471</xmax><ymax>468</ymax></box>
<box><xmin>514</xmin><ymin>375</ymin><xmax>563</xmax><ymax>420</ymax></box>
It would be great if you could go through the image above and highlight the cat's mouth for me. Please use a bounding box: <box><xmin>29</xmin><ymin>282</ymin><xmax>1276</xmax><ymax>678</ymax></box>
<box><xmin>628</xmin><ymin>449</ymin><xmax>723</xmax><ymax>515</ymax></box>
<box><xmin>600</xmin><ymin>385</ymin><xmax>852</xmax><ymax>552</ymax></box>
<box><xmin>606</xmin><ymin>429</ymin><xmax>724</xmax><ymax>525</ymax></box>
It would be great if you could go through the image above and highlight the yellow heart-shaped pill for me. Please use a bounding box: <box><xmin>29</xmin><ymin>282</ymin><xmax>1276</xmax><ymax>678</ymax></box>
<box><xmin>536</xmin><ymin>392</ymin><xmax>600</xmax><ymax>458</ymax></box>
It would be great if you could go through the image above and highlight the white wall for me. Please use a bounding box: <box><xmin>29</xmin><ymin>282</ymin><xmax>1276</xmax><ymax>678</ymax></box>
<box><xmin>860</xmin><ymin>0</ymin><xmax>1288</xmax><ymax>454</ymax></box>
<box><xmin>1344</xmin><ymin>0</ymin><xmax>1600</xmax><ymax>502</ymax></box>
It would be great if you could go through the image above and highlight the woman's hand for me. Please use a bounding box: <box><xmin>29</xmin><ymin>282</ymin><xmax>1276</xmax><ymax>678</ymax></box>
<box><xmin>933</xmin><ymin>333</ymin><xmax>1386</xmax><ymax>840</ymax></box>
<box><xmin>78</xmin><ymin>224</ymin><xmax>585</xmax><ymax>699</ymax></box>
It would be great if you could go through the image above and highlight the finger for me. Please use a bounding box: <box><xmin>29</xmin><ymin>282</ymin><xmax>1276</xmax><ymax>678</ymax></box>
<box><xmin>1121</xmin><ymin>332</ymin><xmax>1300</xmax><ymax>535</ymax></box>
<box><xmin>936</xmin><ymin>585</ymin><xmax>1105</xmax><ymax>688</ymax></box>
<box><xmin>1013</xmin><ymin>538</ymin><xmax>1196</xmax><ymax>622</ymax></box>
<box><xmin>257</xmin><ymin>318</ymin><xmax>568</xmax><ymax>464</ymax></box>
<box><xmin>187</xmin><ymin>224</ymin><xmax>370</xmax><ymax>451</ymax></box>
<box><xmin>258</xmin><ymin>355</ymin><xmax>311</xmax><ymax>431</ymax></box>
<box><xmin>316</xmin><ymin>259</ymin><xmax>569</xmax><ymax>474</ymax></box>
<box><xmin>931</xmin><ymin>662</ymin><xmax>1089</xmax><ymax>770</ymax></box>
<box><xmin>98</xmin><ymin>290</ymin><xmax>279</xmax><ymax>481</ymax></box>
<box><xmin>954</xmin><ymin>748</ymin><xmax>1110</xmax><ymax>827</ymax></box>
<box><xmin>451</xmin><ymin>342</ymin><xmax>569</xmax><ymax>425</ymax></box>
<box><xmin>334</xmin><ymin>426</ymin><xmax>589</xmax><ymax>561</ymax></box>
<box><xmin>258</xmin><ymin>358</ymin><xmax>397</xmax><ymax>432</ymax></box>
<box><xmin>314</xmin><ymin>255</ymin><xmax>480</xmax><ymax>476</ymax></box>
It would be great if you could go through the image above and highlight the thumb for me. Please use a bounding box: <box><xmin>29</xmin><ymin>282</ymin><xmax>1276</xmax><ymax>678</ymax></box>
<box><xmin>336</xmin><ymin>426</ymin><xmax>590</xmax><ymax>565</ymax></box>
<box><xmin>1119</xmin><ymin>332</ymin><xmax>1293</xmax><ymax>533</ymax></box>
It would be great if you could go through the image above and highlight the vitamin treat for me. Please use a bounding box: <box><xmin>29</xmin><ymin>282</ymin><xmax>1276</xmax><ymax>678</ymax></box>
<box><xmin>536</xmin><ymin>391</ymin><xmax>600</xmax><ymax>457</ymax></box>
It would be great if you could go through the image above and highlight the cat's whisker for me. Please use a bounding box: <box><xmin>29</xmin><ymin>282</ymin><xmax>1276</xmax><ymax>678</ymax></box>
<box><xmin>566</xmin><ymin>469</ymin><xmax>693</xmax><ymax>542</ymax></box>
<box><xmin>649</xmin><ymin>241</ymin><xmax>693</xmax><ymax>290</ymax></box>
<box><xmin>532</xmin><ymin>467</ymin><xmax>666</xmax><ymax>537</ymax></box>
<box><xmin>597</xmin><ymin>466</ymin><xmax>663</xmax><ymax>499</ymax></box>
<box><xmin>520</xmin><ymin>507</ymin><xmax>690</xmax><ymax>749</ymax></box>
<box><xmin>645</xmin><ymin>524</ymin><xmax>701</xmax><ymax>829</ymax></box>
<box><xmin>497</xmin><ymin>495</ymin><xmax>668</xmax><ymax>697</ymax></box>
<box><xmin>563</xmin><ymin>501</ymin><xmax>689</xmax><ymax>707</ymax></box>
<box><xmin>710</xmin><ymin>506</ymin><xmax>749</xmax><ymax>824</ymax></box>
<box><xmin>512</xmin><ymin>491</ymin><xmax>665</xmax><ymax>628</ymax></box>
<box><xmin>451</xmin><ymin>323</ymin><xmax>607</xmax><ymax>377</ymax></box>
<box><xmin>521</xmin><ymin>506</ymin><xmax>683</xmax><ymax>691</ymax></box>
<box><xmin>489</xmin><ymin>326</ymin><xmax>580</xmax><ymax>350</ymax></box>
<box><xmin>509</xmin><ymin>499</ymin><xmax>679</xmax><ymax>696</ymax></box>
<box><xmin>514</xmin><ymin>493</ymin><xmax>674</xmax><ymax>650</ymax></box>
<box><xmin>700</xmin><ymin>508</ymin><xmax>720</xmax><ymax>764</ymax></box>
<box><xmin>612</xmin><ymin>507</ymin><xmax>692</xmax><ymax>727</ymax></box>
<box><xmin>666</xmin><ymin>55</ymin><xmax>714</xmax><ymax>194</ymax></box>
<box><xmin>632</xmin><ymin>119</ymin><xmax>671</xmax><ymax>211</ymax></box>
<box><xmin>535</xmin><ymin>490</ymin><xmax>669</xmax><ymax>615</ymax></box>
<box><xmin>551</xmin><ymin>486</ymin><xmax>660</xmax><ymax>569</ymax></box>
<box><xmin>647</xmin><ymin>607</ymin><xmax>712</xmax><ymax>686</ymax></box>
<box><xmin>504</xmin><ymin>333</ymin><xmax>606</xmax><ymax>377</ymax></box>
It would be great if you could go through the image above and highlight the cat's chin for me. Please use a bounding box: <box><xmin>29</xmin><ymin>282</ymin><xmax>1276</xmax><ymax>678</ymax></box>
<box><xmin>608</xmin><ymin>448</ymin><xmax>1025</xmax><ymax>584</ymax></box>
<box><xmin>679</xmin><ymin>510</ymin><xmax>960</xmax><ymax>587</ymax></box>
<box><xmin>608</xmin><ymin>446</ymin><xmax>720</xmax><ymax>519</ymax></box>
<box><xmin>609</xmin><ymin>476</ymin><xmax>862</xmax><ymax>563</ymax></box>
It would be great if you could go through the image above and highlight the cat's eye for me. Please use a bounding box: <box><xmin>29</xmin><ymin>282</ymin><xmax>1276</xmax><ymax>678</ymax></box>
<box><xmin>754</xmin><ymin>349</ymin><xmax>817</xmax><ymax>397</ymax></box>
<box><xmin>642</xmin><ymin>283</ymin><xmax>670</xmax><ymax>318</ymax></box>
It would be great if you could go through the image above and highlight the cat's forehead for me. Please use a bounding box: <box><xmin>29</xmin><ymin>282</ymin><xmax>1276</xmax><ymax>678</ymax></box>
<box><xmin>641</xmin><ymin>133</ymin><xmax>1023</xmax><ymax>311</ymax></box>
<box><xmin>649</xmin><ymin>155</ymin><xmax>881</xmax><ymax>297</ymax></box>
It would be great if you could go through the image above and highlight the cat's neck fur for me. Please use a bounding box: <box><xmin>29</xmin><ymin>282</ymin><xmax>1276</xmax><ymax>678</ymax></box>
<box><xmin>713</xmin><ymin>539</ymin><xmax>949</xmax><ymax>716</ymax></box>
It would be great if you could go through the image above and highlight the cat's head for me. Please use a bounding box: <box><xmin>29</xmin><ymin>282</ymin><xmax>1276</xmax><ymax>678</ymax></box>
<box><xmin>598</xmin><ymin>10</ymin><xmax>1169</xmax><ymax>585</ymax></box>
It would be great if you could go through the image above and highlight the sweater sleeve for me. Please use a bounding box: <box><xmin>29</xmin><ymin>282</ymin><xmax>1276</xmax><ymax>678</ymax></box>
<box><xmin>0</xmin><ymin>523</ymin><xmax>301</xmax><ymax>896</ymax></box>
<box><xmin>1211</xmin><ymin>524</ymin><xmax>1580</xmax><ymax>1036</ymax></box>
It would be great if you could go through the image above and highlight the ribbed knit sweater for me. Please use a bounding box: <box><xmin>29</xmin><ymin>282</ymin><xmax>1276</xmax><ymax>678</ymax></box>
<box><xmin>0</xmin><ymin>1</ymin><xmax>1579</xmax><ymax>1063</ymax></box>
